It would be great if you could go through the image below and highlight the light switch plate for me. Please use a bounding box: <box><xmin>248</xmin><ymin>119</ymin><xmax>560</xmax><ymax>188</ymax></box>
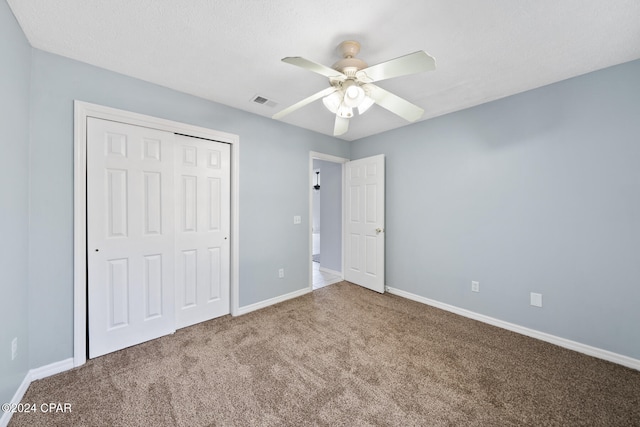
<box><xmin>530</xmin><ymin>292</ymin><xmax>543</xmax><ymax>307</ymax></box>
<box><xmin>293</xmin><ymin>216</ymin><xmax>301</xmax><ymax>224</ymax></box>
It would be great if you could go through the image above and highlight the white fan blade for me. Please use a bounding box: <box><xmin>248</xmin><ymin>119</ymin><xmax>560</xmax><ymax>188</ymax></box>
<box><xmin>366</xmin><ymin>84</ymin><xmax>424</xmax><ymax>122</ymax></box>
<box><xmin>273</xmin><ymin>86</ymin><xmax>337</xmax><ymax>120</ymax></box>
<box><xmin>334</xmin><ymin>116</ymin><xmax>349</xmax><ymax>136</ymax></box>
<box><xmin>356</xmin><ymin>51</ymin><xmax>436</xmax><ymax>83</ymax></box>
<box><xmin>282</xmin><ymin>57</ymin><xmax>346</xmax><ymax>80</ymax></box>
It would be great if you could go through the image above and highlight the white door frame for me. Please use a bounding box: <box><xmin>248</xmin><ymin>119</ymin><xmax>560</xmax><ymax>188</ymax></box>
<box><xmin>308</xmin><ymin>151</ymin><xmax>348</xmax><ymax>289</ymax></box>
<box><xmin>73</xmin><ymin>101</ymin><xmax>240</xmax><ymax>367</ymax></box>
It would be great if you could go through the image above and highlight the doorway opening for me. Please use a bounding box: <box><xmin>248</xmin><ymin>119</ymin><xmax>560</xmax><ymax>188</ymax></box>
<box><xmin>309</xmin><ymin>152</ymin><xmax>348</xmax><ymax>289</ymax></box>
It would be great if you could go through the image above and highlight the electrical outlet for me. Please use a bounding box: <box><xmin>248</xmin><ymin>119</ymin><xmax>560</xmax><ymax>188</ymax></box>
<box><xmin>530</xmin><ymin>292</ymin><xmax>543</xmax><ymax>307</ymax></box>
<box><xmin>278</xmin><ymin>268</ymin><xmax>285</xmax><ymax>278</ymax></box>
<box><xmin>471</xmin><ymin>281</ymin><xmax>480</xmax><ymax>292</ymax></box>
<box><xmin>11</xmin><ymin>337</ymin><xmax>17</xmax><ymax>361</ymax></box>
<box><xmin>293</xmin><ymin>216</ymin><xmax>301</xmax><ymax>225</ymax></box>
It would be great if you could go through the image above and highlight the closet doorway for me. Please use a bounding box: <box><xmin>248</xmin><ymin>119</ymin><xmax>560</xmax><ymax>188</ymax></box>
<box><xmin>86</xmin><ymin>118</ymin><xmax>231</xmax><ymax>358</ymax></box>
<box><xmin>74</xmin><ymin>101</ymin><xmax>239</xmax><ymax>366</ymax></box>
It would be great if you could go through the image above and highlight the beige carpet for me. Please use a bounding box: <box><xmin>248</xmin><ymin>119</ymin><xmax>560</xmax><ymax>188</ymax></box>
<box><xmin>10</xmin><ymin>282</ymin><xmax>640</xmax><ymax>426</ymax></box>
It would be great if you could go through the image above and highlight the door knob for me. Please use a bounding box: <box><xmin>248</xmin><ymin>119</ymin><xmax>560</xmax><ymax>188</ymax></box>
<box><xmin>375</xmin><ymin>227</ymin><xmax>384</xmax><ymax>234</ymax></box>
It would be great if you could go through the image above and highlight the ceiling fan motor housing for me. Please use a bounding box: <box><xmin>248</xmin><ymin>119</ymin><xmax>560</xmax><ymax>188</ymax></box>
<box><xmin>332</xmin><ymin>40</ymin><xmax>368</xmax><ymax>75</ymax></box>
<box><xmin>332</xmin><ymin>58</ymin><xmax>368</xmax><ymax>76</ymax></box>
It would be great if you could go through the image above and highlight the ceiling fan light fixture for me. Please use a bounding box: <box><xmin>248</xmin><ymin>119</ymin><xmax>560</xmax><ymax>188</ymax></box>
<box><xmin>343</xmin><ymin>84</ymin><xmax>365</xmax><ymax>108</ymax></box>
<box><xmin>357</xmin><ymin>96</ymin><xmax>375</xmax><ymax>115</ymax></box>
<box><xmin>274</xmin><ymin>41</ymin><xmax>436</xmax><ymax>135</ymax></box>
<box><xmin>322</xmin><ymin>91</ymin><xmax>342</xmax><ymax>114</ymax></box>
<box><xmin>337</xmin><ymin>103</ymin><xmax>353</xmax><ymax>118</ymax></box>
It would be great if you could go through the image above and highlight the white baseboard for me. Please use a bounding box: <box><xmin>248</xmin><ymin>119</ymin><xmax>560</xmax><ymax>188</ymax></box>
<box><xmin>30</xmin><ymin>358</ymin><xmax>75</xmax><ymax>381</ymax></box>
<box><xmin>386</xmin><ymin>286</ymin><xmax>640</xmax><ymax>372</ymax></box>
<box><xmin>1</xmin><ymin>358</ymin><xmax>74</xmax><ymax>427</ymax></box>
<box><xmin>0</xmin><ymin>372</ymin><xmax>30</xmax><ymax>427</ymax></box>
<box><xmin>236</xmin><ymin>287</ymin><xmax>311</xmax><ymax>316</ymax></box>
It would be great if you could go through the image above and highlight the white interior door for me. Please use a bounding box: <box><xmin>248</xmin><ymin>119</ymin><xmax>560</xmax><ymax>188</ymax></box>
<box><xmin>87</xmin><ymin>118</ymin><xmax>176</xmax><ymax>358</ymax></box>
<box><xmin>344</xmin><ymin>155</ymin><xmax>385</xmax><ymax>293</ymax></box>
<box><xmin>174</xmin><ymin>135</ymin><xmax>231</xmax><ymax>329</ymax></box>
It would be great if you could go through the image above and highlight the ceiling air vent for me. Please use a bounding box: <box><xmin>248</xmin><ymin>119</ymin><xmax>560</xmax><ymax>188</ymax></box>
<box><xmin>251</xmin><ymin>95</ymin><xmax>278</xmax><ymax>108</ymax></box>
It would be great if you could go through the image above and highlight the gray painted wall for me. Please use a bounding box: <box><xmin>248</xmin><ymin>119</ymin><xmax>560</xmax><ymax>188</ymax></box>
<box><xmin>351</xmin><ymin>59</ymin><xmax>640</xmax><ymax>360</ymax></box>
<box><xmin>315</xmin><ymin>160</ymin><xmax>342</xmax><ymax>272</ymax></box>
<box><xmin>0</xmin><ymin>1</ymin><xmax>31</xmax><ymax>405</ymax></box>
<box><xmin>27</xmin><ymin>49</ymin><xmax>350</xmax><ymax>368</ymax></box>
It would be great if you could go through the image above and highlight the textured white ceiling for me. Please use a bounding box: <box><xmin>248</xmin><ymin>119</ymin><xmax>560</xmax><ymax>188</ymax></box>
<box><xmin>8</xmin><ymin>0</ymin><xmax>640</xmax><ymax>141</ymax></box>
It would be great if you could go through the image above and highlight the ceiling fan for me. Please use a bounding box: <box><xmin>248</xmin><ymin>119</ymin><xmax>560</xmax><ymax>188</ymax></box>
<box><xmin>272</xmin><ymin>40</ymin><xmax>436</xmax><ymax>136</ymax></box>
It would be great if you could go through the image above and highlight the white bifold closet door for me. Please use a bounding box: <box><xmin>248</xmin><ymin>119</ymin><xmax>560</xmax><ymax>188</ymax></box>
<box><xmin>87</xmin><ymin>118</ymin><xmax>230</xmax><ymax>359</ymax></box>
<box><xmin>174</xmin><ymin>134</ymin><xmax>230</xmax><ymax>329</ymax></box>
